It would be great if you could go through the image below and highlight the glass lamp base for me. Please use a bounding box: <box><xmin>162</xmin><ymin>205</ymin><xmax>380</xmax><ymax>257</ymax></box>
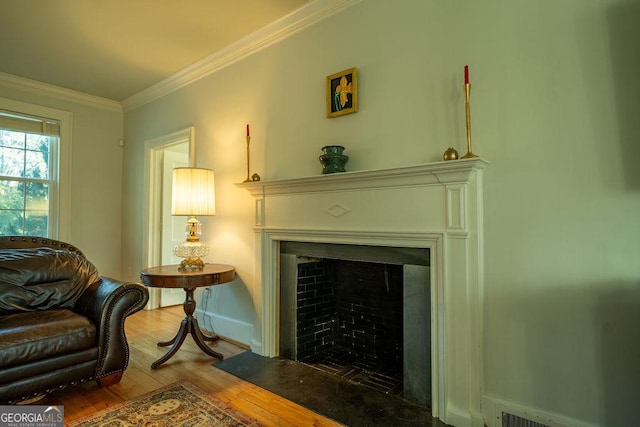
<box><xmin>173</xmin><ymin>241</ymin><xmax>210</xmax><ymax>271</ymax></box>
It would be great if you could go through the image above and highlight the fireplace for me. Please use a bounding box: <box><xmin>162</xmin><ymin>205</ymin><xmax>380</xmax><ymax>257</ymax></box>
<box><xmin>239</xmin><ymin>158</ymin><xmax>488</xmax><ymax>426</ymax></box>
<box><xmin>279</xmin><ymin>241</ymin><xmax>431</xmax><ymax>405</ymax></box>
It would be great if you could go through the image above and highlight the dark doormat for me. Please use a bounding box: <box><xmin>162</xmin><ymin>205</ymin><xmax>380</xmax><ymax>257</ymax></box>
<box><xmin>213</xmin><ymin>351</ymin><xmax>448</xmax><ymax>427</ymax></box>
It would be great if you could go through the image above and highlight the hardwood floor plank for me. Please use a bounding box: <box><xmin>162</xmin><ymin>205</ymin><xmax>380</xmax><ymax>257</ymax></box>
<box><xmin>35</xmin><ymin>305</ymin><xmax>342</xmax><ymax>426</ymax></box>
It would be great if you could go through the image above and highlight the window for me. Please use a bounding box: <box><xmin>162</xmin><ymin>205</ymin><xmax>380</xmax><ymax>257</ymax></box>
<box><xmin>0</xmin><ymin>110</ymin><xmax>60</xmax><ymax>237</ymax></box>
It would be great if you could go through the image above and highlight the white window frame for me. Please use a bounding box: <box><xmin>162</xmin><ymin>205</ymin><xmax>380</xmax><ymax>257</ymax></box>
<box><xmin>0</xmin><ymin>97</ymin><xmax>72</xmax><ymax>241</ymax></box>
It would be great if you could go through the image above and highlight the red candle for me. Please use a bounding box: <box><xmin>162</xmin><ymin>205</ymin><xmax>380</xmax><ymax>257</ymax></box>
<box><xmin>464</xmin><ymin>65</ymin><xmax>469</xmax><ymax>85</ymax></box>
<box><xmin>246</xmin><ymin>124</ymin><xmax>250</xmax><ymax>137</ymax></box>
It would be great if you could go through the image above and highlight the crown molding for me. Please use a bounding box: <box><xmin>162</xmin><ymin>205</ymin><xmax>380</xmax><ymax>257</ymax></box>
<box><xmin>121</xmin><ymin>0</ymin><xmax>363</xmax><ymax>112</ymax></box>
<box><xmin>0</xmin><ymin>71</ymin><xmax>123</xmax><ymax>113</ymax></box>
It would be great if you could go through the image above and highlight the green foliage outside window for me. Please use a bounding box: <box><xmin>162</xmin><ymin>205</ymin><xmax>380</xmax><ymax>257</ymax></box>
<box><xmin>0</xmin><ymin>129</ymin><xmax>51</xmax><ymax>236</ymax></box>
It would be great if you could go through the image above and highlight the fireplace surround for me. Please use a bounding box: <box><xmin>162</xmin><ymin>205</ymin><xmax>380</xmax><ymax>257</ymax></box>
<box><xmin>239</xmin><ymin>158</ymin><xmax>488</xmax><ymax>426</ymax></box>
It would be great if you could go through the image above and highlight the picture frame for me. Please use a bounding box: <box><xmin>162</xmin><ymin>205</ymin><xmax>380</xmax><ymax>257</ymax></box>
<box><xmin>326</xmin><ymin>67</ymin><xmax>358</xmax><ymax>118</ymax></box>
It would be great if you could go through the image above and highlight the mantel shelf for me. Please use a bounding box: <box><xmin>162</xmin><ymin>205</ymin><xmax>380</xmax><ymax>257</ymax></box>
<box><xmin>236</xmin><ymin>157</ymin><xmax>489</xmax><ymax>197</ymax></box>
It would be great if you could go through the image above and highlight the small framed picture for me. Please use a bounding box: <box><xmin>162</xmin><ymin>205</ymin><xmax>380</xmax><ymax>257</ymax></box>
<box><xmin>326</xmin><ymin>67</ymin><xmax>358</xmax><ymax>118</ymax></box>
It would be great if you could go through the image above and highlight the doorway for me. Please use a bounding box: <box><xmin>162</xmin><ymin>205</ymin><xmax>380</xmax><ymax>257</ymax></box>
<box><xmin>143</xmin><ymin>127</ymin><xmax>194</xmax><ymax>309</ymax></box>
<box><xmin>158</xmin><ymin>147</ymin><xmax>189</xmax><ymax>306</ymax></box>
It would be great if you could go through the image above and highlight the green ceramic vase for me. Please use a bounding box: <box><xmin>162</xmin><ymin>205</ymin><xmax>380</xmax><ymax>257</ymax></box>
<box><xmin>319</xmin><ymin>145</ymin><xmax>349</xmax><ymax>174</ymax></box>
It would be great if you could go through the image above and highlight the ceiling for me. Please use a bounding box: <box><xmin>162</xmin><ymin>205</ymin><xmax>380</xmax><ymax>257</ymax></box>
<box><xmin>0</xmin><ymin>0</ymin><xmax>309</xmax><ymax>102</ymax></box>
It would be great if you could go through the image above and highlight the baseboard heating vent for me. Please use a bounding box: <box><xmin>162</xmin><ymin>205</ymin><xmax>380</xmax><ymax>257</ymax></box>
<box><xmin>502</xmin><ymin>412</ymin><xmax>550</xmax><ymax>427</ymax></box>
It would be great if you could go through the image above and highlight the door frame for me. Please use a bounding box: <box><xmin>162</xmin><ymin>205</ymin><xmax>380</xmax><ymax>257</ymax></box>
<box><xmin>142</xmin><ymin>126</ymin><xmax>194</xmax><ymax>309</ymax></box>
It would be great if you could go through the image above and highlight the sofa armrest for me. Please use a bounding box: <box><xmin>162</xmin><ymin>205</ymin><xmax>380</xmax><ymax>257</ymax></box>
<box><xmin>75</xmin><ymin>277</ymin><xmax>149</xmax><ymax>378</ymax></box>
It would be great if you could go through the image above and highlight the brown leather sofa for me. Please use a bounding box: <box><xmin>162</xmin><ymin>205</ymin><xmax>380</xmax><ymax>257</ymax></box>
<box><xmin>0</xmin><ymin>236</ymin><xmax>149</xmax><ymax>404</ymax></box>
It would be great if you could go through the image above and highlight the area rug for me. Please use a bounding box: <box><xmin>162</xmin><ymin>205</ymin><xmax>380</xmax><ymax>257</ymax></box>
<box><xmin>68</xmin><ymin>381</ymin><xmax>262</xmax><ymax>426</ymax></box>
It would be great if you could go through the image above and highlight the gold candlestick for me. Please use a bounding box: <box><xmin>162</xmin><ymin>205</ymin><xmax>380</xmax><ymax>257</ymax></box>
<box><xmin>243</xmin><ymin>135</ymin><xmax>251</xmax><ymax>182</ymax></box>
<box><xmin>461</xmin><ymin>83</ymin><xmax>478</xmax><ymax>159</ymax></box>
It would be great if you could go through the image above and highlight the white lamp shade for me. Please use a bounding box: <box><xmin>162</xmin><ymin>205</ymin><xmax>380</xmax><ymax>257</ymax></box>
<box><xmin>171</xmin><ymin>167</ymin><xmax>216</xmax><ymax>216</ymax></box>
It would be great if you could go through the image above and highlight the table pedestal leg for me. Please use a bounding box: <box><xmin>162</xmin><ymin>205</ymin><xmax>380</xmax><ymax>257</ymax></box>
<box><xmin>151</xmin><ymin>287</ymin><xmax>224</xmax><ymax>369</ymax></box>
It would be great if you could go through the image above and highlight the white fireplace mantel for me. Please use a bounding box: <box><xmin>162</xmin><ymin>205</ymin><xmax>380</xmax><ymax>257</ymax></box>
<box><xmin>238</xmin><ymin>158</ymin><xmax>488</xmax><ymax>427</ymax></box>
<box><xmin>241</xmin><ymin>158</ymin><xmax>484</xmax><ymax>196</ymax></box>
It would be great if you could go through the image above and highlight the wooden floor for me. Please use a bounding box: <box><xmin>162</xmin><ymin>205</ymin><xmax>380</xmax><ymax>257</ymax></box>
<box><xmin>38</xmin><ymin>305</ymin><xmax>342</xmax><ymax>426</ymax></box>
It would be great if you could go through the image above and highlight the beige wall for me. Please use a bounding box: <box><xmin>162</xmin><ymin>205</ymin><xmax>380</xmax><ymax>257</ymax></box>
<box><xmin>0</xmin><ymin>85</ymin><xmax>124</xmax><ymax>278</ymax></box>
<box><xmin>120</xmin><ymin>0</ymin><xmax>639</xmax><ymax>426</ymax></box>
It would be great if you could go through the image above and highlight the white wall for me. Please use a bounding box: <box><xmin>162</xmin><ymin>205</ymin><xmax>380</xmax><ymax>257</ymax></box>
<box><xmin>122</xmin><ymin>1</ymin><xmax>640</xmax><ymax>426</ymax></box>
<box><xmin>0</xmin><ymin>82</ymin><xmax>124</xmax><ymax>278</ymax></box>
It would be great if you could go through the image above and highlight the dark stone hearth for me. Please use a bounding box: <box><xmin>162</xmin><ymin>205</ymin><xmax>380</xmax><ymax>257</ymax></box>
<box><xmin>214</xmin><ymin>351</ymin><xmax>449</xmax><ymax>427</ymax></box>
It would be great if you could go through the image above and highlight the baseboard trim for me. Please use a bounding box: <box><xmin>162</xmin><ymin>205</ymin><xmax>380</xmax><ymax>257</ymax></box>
<box><xmin>196</xmin><ymin>309</ymin><xmax>254</xmax><ymax>348</ymax></box>
<box><xmin>445</xmin><ymin>404</ymin><xmax>473</xmax><ymax>427</ymax></box>
<box><xmin>249</xmin><ymin>339</ymin><xmax>263</xmax><ymax>355</ymax></box>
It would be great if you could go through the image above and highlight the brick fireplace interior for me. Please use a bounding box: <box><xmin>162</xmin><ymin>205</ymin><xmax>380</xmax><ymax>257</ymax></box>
<box><xmin>279</xmin><ymin>241</ymin><xmax>431</xmax><ymax>407</ymax></box>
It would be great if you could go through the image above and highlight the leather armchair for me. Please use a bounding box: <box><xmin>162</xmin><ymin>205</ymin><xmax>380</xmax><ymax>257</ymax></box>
<box><xmin>0</xmin><ymin>236</ymin><xmax>149</xmax><ymax>404</ymax></box>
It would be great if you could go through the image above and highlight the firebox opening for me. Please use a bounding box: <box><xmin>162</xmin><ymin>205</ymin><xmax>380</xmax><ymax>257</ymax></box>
<box><xmin>298</xmin><ymin>259</ymin><xmax>404</xmax><ymax>395</ymax></box>
<box><xmin>279</xmin><ymin>241</ymin><xmax>431</xmax><ymax>407</ymax></box>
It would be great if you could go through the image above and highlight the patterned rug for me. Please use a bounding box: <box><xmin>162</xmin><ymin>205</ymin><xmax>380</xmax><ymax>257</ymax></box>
<box><xmin>68</xmin><ymin>381</ymin><xmax>262</xmax><ymax>426</ymax></box>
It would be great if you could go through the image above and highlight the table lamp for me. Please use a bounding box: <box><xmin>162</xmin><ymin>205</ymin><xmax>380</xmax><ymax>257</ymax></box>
<box><xmin>171</xmin><ymin>167</ymin><xmax>216</xmax><ymax>271</ymax></box>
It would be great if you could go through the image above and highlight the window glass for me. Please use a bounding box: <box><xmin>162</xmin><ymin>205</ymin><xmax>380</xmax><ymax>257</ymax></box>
<box><xmin>0</xmin><ymin>127</ymin><xmax>56</xmax><ymax>236</ymax></box>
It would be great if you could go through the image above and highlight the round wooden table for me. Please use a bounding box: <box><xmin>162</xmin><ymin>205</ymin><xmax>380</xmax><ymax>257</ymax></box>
<box><xmin>140</xmin><ymin>264</ymin><xmax>236</xmax><ymax>369</ymax></box>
